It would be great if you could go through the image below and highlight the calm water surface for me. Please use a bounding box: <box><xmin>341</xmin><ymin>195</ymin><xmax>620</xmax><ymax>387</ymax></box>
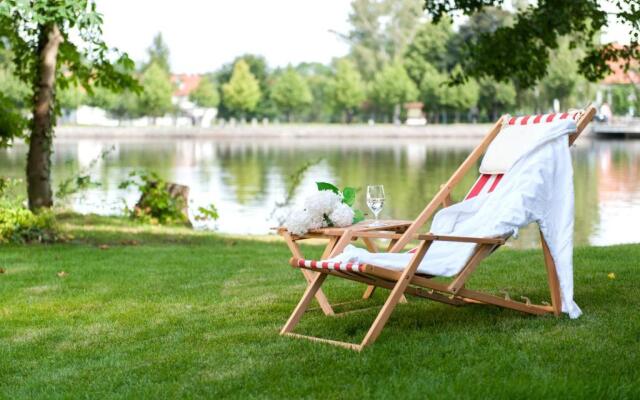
<box><xmin>1</xmin><ymin>136</ymin><xmax>639</xmax><ymax>248</ymax></box>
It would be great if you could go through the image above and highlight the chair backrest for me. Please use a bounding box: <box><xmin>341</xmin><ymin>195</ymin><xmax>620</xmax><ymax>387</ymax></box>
<box><xmin>465</xmin><ymin>111</ymin><xmax>581</xmax><ymax>200</ymax></box>
<box><xmin>388</xmin><ymin>105</ymin><xmax>596</xmax><ymax>253</ymax></box>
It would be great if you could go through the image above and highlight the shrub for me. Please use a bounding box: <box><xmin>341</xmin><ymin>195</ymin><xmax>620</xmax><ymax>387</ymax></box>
<box><xmin>0</xmin><ymin>178</ymin><xmax>60</xmax><ymax>243</ymax></box>
<box><xmin>119</xmin><ymin>171</ymin><xmax>190</xmax><ymax>225</ymax></box>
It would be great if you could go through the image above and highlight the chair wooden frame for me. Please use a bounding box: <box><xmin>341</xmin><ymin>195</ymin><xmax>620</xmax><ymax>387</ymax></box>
<box><xmin>277</xmin><ymin>105</ymin><xmax>596</xmax><ymax>351</ymax></box>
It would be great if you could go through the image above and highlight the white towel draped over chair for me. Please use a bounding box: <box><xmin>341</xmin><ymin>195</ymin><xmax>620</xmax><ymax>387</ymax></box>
<box><xmin>329</xmin><ymin>117</ymin><xmax>582</xmax><ymax>318</ymax></box>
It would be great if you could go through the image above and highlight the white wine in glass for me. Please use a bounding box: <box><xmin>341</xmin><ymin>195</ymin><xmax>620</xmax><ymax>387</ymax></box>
<box><xmin>366</xmin><ymin>185</ymin><xmax>385</xmax><ymax>227</ymax></box>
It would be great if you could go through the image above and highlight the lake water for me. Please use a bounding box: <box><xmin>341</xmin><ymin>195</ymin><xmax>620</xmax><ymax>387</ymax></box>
<box><xmin>1</xmin><ymin>136</ymin><xmax>639</xmax><ymax>248</ymax></box>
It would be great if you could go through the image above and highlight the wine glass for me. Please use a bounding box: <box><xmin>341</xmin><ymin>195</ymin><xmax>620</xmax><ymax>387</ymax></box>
<box><xmin>366</xmin><ymin>185</ymin><xmax>385</xmax><ymax>227</ymax></box>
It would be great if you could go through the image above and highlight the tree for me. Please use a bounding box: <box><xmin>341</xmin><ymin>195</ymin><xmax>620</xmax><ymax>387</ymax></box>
<box><xmin>138</xmin><ymin>62</ymin><xmax>174</xmax><ymax>120</ymax></box>
<box><xmin>370</xmin><ymin>62</ymin><xmax>418</xmax><ymax>122</ymax></box>
<box><xmin>404</xmin><ymin>17</ymin><xmax>454</xmax><ymax>84</ymax></box>
<box><xmin>0</xmin><ymin>0</ymin><xmax>138</xmax><ymax>210</ymax></box>
<box><xmin>328</xmin><ymin>59</ymin><xmax>366</xmax><ymax>123</ymax></box>
<box><xmin>423</xmin><ymin>1</ymin><xmax>640</xmax><ymax>87</ymax></box>
<box><xmin>341</xmin><ymin>0</ymin><xmax>423</xmax><ymax>80</ymax></box>
<box><xmin>144</xmin><ymin>32</ymin><xmax>170</xmax><ymax>73</ymax></box>
<box><xmin>477</xmin><ymin>78</ymin><xmax>516</xmax><ymax>121</ymax></box>
<box><xmin>295</xmin><ymin>62</ymin><xmax>333</xmax><ymax>122</ymax></box>
<box><xmin>215</xmin><ymin>54</ymin><xmax>273</xmax><ymax>119</ymax></box>
<box><xmin>270</xmin><ymin>66</ymin><xmax>312</xmax><ymax>121</ymax></box>
<box><xmin>189</xmin><ymin>78</ymin><xmax>219</xmax><ymax>108</ymax></box>
<box><xmin>420</xmin><ymin>63</ymin><xmax>479</xmax><ymax>122</ymax></box>
<box><xmin>58</xmin><ymin>84</ymin><xmax>86</xmax><ymax>111</ymax></box>
<box><xmin>222</xmin><ymin>60</ymin><xmax>262</xmax><ymax>118</ymax></box>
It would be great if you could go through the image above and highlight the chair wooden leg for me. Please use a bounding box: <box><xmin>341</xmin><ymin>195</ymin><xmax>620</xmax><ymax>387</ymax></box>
<box><xmin>359</xmin><ymin>236</ymin><xmax>408</xmax><ymax>302</ymax></box>
<box><xmin>284</xmin><ymin>232</ymin><xmax>335</xmax><ymax>316</ymax></box>
<box><xmin>281</xmin><ymin>272</ymin><xmax>328</xmax><ymax>334</ymax></box>
<box><xmin>360</xmin><ymin>240</ymin><xmax>431</xmax><ymax>348</ymax></box>
<box><xmin>540</xmin><ymin>231</ymin><xmax>562</xmax><ymax>316</ymax></box>
<box><xmin>360</xmin><ymin>237</ymin><xmax>378</xmax><ymax>299</ymax></box>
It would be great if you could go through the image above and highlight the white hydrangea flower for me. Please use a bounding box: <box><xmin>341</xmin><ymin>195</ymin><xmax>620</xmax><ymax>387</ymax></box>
<box><xmin>328</xmin><ymin>202</ymin><xmax>355</xmax><ymax>227</ymax></box>
<box><xmin>285</xmin><ymin>207</ymin><xmax>328</xmax><ymax>235</ymax></box>
<box><xmin>304</xmin><ymin>191</ymin><xmax>341</xmax><ymax>217</ymax></box>
<box><xmin>285</xmin><ymin>208</ymin><xmax>314</xmax><ymax>236</ymax></box>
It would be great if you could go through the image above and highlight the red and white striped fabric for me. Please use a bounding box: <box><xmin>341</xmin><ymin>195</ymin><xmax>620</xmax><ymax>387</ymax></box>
<box><xmin>465</xmin><ymin>173</ymin><xmax>504</xmax><ymax>200</ymax></box>
<box><xmin>295</xmin><ymin>258</ymin><xmax>364</xmax><ymax>272</ymax></box>
<box><xmin>506</xmin><ymin>111</ymin><xmax>580</xmax><ymax>126</ymax></box>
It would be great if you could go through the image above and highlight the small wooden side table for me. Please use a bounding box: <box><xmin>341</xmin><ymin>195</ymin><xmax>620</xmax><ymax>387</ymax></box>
<box><xmin>275</xmin><ymin>220</ymin><xmax>413</xmax><ymax>316</ymax></box>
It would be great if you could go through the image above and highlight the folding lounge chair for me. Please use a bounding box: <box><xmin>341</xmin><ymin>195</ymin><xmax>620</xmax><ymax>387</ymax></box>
<box><xmin>278</xmin><ymin>105</ymin><xmax>596</xmax><ymax>351</ymax></box>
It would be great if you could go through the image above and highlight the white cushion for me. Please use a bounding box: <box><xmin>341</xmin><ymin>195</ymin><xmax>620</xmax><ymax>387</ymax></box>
<box><xmin>479</xmin><ymin>119</ymin><xmax>577</xmax><ymax>174</ymax></box>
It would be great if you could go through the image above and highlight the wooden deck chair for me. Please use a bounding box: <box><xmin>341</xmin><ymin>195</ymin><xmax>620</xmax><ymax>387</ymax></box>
<box><xmin>280</xmin><ymin>105</ymin><xmax>597</xmax><ymax>351</ymax></box>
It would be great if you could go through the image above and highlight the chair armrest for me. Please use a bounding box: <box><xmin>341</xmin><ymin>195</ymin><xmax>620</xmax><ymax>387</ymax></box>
<box><xmin>352</xmin><ymin>231</ymin><xmax>508</xmax><ymax>245</ymax></box>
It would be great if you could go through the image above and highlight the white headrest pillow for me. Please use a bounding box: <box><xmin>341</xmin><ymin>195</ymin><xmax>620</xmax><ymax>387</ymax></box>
<box><xmin>479</xmin><ymin>119</ymin><xmax>577</xmax><ymax>174</ymax></box>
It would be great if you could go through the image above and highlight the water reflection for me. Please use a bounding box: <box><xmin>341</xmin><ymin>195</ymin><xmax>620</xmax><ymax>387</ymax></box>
<box><xmin>1</xmin><ymin>137</ymin><xmax>639</xmax><ymax>248</ymax></box>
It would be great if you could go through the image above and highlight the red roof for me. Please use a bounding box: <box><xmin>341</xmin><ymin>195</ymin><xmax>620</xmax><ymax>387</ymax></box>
<box><xmin>171</xmin><ymin>74</ymin><xmax>202</xmax><ymax>97</ymax></box>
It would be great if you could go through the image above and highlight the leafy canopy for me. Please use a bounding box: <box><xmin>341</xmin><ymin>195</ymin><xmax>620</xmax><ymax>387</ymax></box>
<box><xmin>423</xmin><ymin>0</ymin><xmax>640</xmax><ymax>87</ymax></box>
<box><xmin>189</xmin><ymin>78</ymin><xmax>220</xmax><ymax>108</ymax></box>
<box><xmin>0</xmin><ymin>0</ymin><xmax>138</xmax><ymax>137</ymax></box>
<box><xmin>329</xmin><ymin>59</ymin><xmax>366</xmax><ymax>113</ymax></box>
<box><xmin>138</xmin><ymin>62</ymin><xmax>173</xmax><ymax>118</ymax></box>
<box><xmin>222</xmin><ymin>59</ymin><xmax>262</xmax><ymax>115</ymax></box>
<box><xmin>371</xmin><ymin>62</ymin><xmax>418</xmax><ymax>114</ymax></box>
<box><xmin>270</xmin><ymin>66</ymin><xmax>313</xmax><ymax>118</ymax></box>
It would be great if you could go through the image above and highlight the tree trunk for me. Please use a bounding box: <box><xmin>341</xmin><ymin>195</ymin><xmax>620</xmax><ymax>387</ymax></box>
<box><xmin>345</xmin><ymin>109</ymin><xmax>353</xmax><ymax>124</ymax></box>
<box><xmin>27</xmin><ymin>24</ymin><xmax>63</xmax><ymax>210</ymax></box>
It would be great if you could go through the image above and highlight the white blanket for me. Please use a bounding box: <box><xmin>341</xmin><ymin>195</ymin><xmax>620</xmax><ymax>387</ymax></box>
<box><xmin>329</xmin><ymin>119</ymin><xmax>582</xmax><ymax>318</ymax></box>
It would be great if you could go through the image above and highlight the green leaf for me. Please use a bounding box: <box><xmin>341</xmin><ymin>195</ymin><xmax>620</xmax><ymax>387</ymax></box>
<box><xmin>316</xmin><ymin>181</ymin><xmax>340</xmax><ymax>194</ymax></box>
<box><xmin>353</xmin><ymin>209</ymin><xmax>365</xmax><ymax>224</ymax></box>
<box><xmin>342</xmin><ymin>187</ymin><xmax>356</xmax><ymax>206</ymax></box>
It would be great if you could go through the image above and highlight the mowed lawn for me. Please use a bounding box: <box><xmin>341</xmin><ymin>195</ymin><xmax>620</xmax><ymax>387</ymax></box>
<box><xmin>1</xmin><ymin>214</ymin><xmax>639</xmax><ymax>399</ymax></box>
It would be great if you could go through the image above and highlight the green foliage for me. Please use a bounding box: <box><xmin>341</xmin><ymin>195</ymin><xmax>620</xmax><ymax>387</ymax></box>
<box><xmin>296</xmin><ymin>63</ymin><xmax>333</xmax><ymax>122</ymax></box>
<box><xmin>0</xmin><ymin>93</ymin><xmax>27</xmax><ymax>146</ymax></box>
<box><xmin>0</xmin><ymin>178</ymin><xmax>58</xmax><ymax>243</ymax></box>
<box><xmin>609</xmin><ymin>84</ymin><xmax>640</xmax><ymax>116</ymax></box>
<box><xmin>420</xmin><ymin>63</ymin><xmax>480</xmax><ymax>121</ymax></box>
<box><xmin>345</xmin><ymin>0</ymin><xmax>423</xmax><ymax>80</ymax></box>
<box><xmin>138</xmin><ymin>62</ymin><xmax>173</xmax><ymax>118</ymax></box>
<box><xmin>222</xmin><ymin>60</ymin><xmax>262</xmax><ymax>117</ymax></box>
<box><xmin>56</xmin><ymin>146</ymin><xmax>113</xmax><ymax>202</ymax></box>
<box><xmin>371</xmin><ymin>62</ymin><xmax>418</xmax><ymax>120</ymax></box>
<box><xmin>270</xmin><ymin>66</ymin><xmax>312</xmax><ymax>121</ymax></box>
<box><xmin>144</xmin><ymin>32</ymin><xmax>171</xmax><ymax>73</ymax></box>
<box><xmin>189</xmin><ymin>78</ymin><xmax>219</xmax><ymax>108</ymax></box>
<box><xmin>216</xmin><ymin>54</ymin><xmax>273</xmax><ymax>119</ymax></box>
<box><xmin>477</xmin><ymin>78</ymin><xmax>516</xmax><ymax>121</ymax></box>
<box><xmin>119</xmin><ymin>171</ymin><xmax>189</xmax><ymax>226</ymax></box>
<box><xmin>404</xmin><ymin>17</ymin><xmax>454</xmax><ymax>84</ymax></box>
<box><xmin>329</xmin><ymin>59</ymin><xmax>366</xmax><ymax>122</ymax></box>
<box><xmin>87</xmin><ymin>87</ymin><xmax>140</xmax><ymax>120</ymax></box>
<box><xmin>424</xmin><ymin>1</ymin><xmax>639</xmax><ymax>87</ymax></box>
<box><xmin>194</xmin><ymin>204</ymin><xmax>219</xmax><ymax>222</ymax></box>
<box><xmin>58</xmin><ymin>83</ymin><xmax>86</xmax><ymax>111</ymax></box>
<box><xmin>316</xmin><ymin>181</ymin><xmax>364</xmax><ymax>224</ymax></box>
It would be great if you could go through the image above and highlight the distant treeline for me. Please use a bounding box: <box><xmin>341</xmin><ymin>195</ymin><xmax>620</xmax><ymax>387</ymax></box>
<box><xmin>2</xmin><ymin>0</ymin><xmax>635</xmax><ymax>125</ymax></box>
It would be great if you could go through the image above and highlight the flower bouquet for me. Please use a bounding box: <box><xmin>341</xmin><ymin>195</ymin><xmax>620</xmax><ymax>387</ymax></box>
<box><xmin>285</xmin><ymin>182</ymin><xmax>365</xmax><ymax>236</ymax></box>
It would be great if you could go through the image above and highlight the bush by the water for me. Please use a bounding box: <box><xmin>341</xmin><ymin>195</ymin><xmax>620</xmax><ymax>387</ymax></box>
<box><xmin>0</xmin><ymin>178</ymin><xmax>59</xmax><ymax>243</ymax></box>
<box><xmin>119</xmin><ymin>171</ymin><xmax>190</xmax><ymax>225</ymax></box>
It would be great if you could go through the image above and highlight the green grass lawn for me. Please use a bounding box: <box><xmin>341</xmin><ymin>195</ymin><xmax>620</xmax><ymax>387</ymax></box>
<box><xmin>1</xmin><ymin>213</ymin><xmax>639</xmax><ymax>399</ymax></box>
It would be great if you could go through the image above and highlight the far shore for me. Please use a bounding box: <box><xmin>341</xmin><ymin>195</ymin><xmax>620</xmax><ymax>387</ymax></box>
<box><xmin>54</xmin><ymin>123</ymin><xmax>534</xmax><ymax>139</ymax></box>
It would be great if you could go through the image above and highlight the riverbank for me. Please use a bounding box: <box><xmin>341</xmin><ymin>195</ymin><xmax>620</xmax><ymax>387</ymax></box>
<box><xmin>1</xmin><ymin>213</ymin><xmax>639</xmax><ymax>398</ymax></box>
<box><xmin>55</xmin><ymin>122</ymin><xmax>507</xmax><ymax>139</ymax></box>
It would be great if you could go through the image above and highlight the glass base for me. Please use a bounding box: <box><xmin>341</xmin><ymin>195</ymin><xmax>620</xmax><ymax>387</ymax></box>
<box><xmin>367</xmin><ymin>220</ymin><xmax>385</xmax><ymax>227</ymax></box>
